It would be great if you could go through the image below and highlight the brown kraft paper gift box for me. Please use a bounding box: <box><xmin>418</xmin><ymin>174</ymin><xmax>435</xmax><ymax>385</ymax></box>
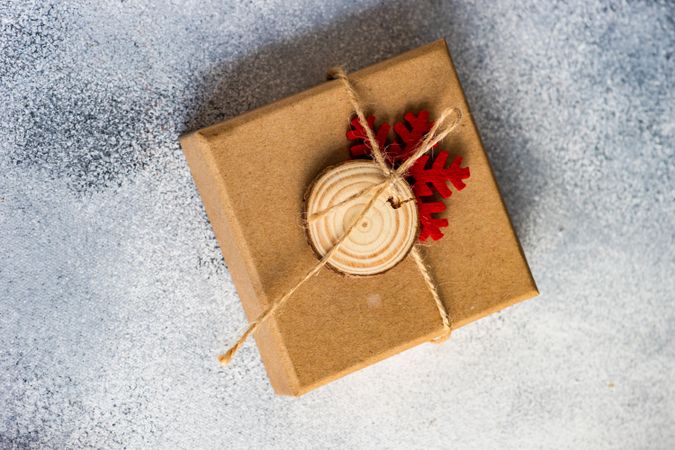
<box><xmin>180</xmin><ymin>39</ymin><xmax>538</xmax><ymax>396</ymax></box>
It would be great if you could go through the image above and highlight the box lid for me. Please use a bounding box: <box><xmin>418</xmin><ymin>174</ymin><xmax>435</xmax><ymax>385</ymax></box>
<box><xmin>180</xmin><ymin>40</ymin><xmax>538</xmax><ymax>395</ymax></box>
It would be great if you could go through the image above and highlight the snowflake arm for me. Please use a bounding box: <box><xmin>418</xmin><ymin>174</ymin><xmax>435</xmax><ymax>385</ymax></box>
<box><xmin>417</xmin><ymin>201</ymin><xmax>448</xmax><ymax>241</ymax></box>
<box><xmin>409</xmin><ymin>153</ymin><xmax>470</xmax><ymax>198</ymax></box>
<box><xmin>346</xmin><ymin>116</ymin><xmax>390</xmax><ymax>159</ymax></box>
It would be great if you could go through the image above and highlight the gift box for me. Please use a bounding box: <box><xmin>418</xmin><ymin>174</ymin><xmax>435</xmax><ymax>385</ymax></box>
<box><xmin>180</xmin><ymin>39</ymin><xmax>538</xmax><ymax>396</ymax></box>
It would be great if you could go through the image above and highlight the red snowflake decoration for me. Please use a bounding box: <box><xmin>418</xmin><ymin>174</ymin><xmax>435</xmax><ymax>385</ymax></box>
<box><xmin>346</xmin><ymin>111</ymin><xmax>470</xmax><ymax>241</ymax></box>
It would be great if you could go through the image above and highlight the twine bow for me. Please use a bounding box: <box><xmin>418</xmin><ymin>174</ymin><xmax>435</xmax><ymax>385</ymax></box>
<box><xmin>219</xmin><ymin>67</ymin><xmax>462</xmax><ymax>365</ymax></box>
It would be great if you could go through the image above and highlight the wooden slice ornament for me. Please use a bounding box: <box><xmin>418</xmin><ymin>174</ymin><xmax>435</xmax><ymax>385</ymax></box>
<box><xmin>305</xmin><ymin>160</ymin><xmax>418</xmax><ymax>276</ymax></box>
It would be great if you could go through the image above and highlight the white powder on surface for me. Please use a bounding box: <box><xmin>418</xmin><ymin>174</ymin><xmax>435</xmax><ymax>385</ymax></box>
<box><xmin>1</xmin><ymin>1</ymin><xmax>673</xmax><ymax>448</ymax></box>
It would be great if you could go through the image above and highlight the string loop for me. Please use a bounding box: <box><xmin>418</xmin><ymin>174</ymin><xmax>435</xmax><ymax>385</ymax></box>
<box><xmin>219</xmin><ymin>67</ymin><xmax>461</xmax><ymax>364</ymax></box>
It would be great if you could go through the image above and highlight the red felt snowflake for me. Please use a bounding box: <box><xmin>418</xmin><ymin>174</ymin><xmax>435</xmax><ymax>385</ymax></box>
<box><xmin>347</xmin><ymin>111</ymin><xmax>470</xmax><ymax>241</ymax></box>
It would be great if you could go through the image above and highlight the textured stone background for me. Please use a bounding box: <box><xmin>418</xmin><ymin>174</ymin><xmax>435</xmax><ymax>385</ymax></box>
<box><xmin>1</xmin><ymin>0</ymin><xmax>673</xmax><ymax>448</ymax></box>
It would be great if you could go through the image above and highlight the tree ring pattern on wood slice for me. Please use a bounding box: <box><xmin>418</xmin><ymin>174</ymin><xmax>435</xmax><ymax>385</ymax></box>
<box><xmin>305</xmin><ymin>160</ymin><xmax>418</xmax><ymax>276</ymax></box>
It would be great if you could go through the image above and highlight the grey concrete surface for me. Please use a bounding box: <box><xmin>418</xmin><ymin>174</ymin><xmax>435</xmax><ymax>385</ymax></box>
<box><xmin>1</xmin><ymin>0</ymin><xmax>673</xmax><ymax>448</ymax></box>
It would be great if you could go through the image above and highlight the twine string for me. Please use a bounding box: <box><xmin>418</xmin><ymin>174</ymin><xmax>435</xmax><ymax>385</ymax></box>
<box><xmin>219</xmin><ymin>67</ymin><xmax>461</xmax><ymax>365</ymax></box>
